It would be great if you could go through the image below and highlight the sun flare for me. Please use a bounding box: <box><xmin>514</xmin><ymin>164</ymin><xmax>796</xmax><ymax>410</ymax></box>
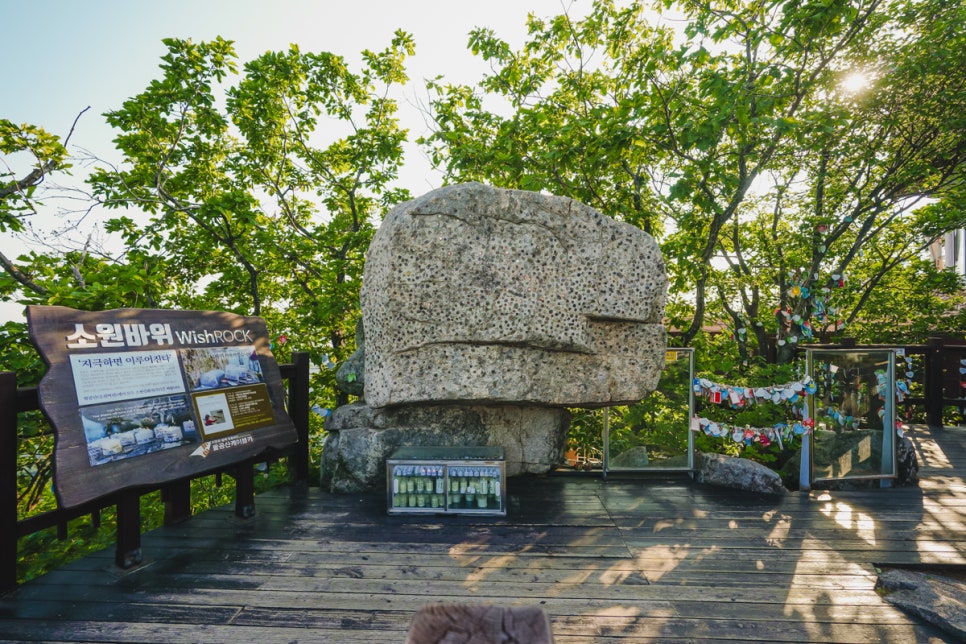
<box><xmin>841</xmin><ymin>71</ymin><xmax>871</xmax><ymax>94</ymax></box>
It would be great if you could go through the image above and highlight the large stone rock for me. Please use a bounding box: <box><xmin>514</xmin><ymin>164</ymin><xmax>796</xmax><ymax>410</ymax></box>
<box><xmin>361</xmin><ymin>182</ymin><xmax>667</xmax><ymax>408</ymax></box>
<box><xmin>694</xmin><ymin>451</ymin><xmax>788</xmax><ymax>496</ymax></box>
<box><xmin>321</xmin><ymin>402</ymin><xmax>569</xmax><ymax>493</ymax></box>
<box><xmin>321</xmin><ymin>184</ymin><xmax>668</xmax><ymax>492</ymax></box>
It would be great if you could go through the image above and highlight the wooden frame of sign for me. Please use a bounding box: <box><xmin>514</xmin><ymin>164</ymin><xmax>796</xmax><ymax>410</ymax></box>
<box><xmin>27</xmin><ymin>305</ymin><xmax>299</xmax><ymax>510</ymax></box>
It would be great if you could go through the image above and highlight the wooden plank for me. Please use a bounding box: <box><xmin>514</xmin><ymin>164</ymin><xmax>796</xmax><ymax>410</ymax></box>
<box><xmin>5</xmin><ymin>575</ymin><xmax>918</xmax><ymax>610</ymax></box>
<box><xmin>42</xmin><ymin>548</ymin><xmax>893</xmax><ymax>579</ymax></box>
<box><xmin>0</xmin><ymin>593</ymin><xmax>946</xmax><ymax>643</ymax></box>
<box><xmin>114</xmin><ymin>490</ymin><xmax>142</xmax><ymax>569</ymax></box>
<box><xmin>0</xmin><ymin>620</ymin><xmax>408</xmax><ymax>644</ymax></box>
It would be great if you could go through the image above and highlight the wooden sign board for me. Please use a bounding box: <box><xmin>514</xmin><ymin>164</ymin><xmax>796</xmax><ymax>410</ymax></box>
<box><xmin>27</xmin><ymin>305</ymin><xmax>298</xmax><ymax>509</ymax></box>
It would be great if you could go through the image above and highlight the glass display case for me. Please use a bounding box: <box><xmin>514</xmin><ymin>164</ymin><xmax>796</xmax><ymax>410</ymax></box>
<box><xmin>386</xmin><ymin>446</ymin><xmax>506</xmax><ymax>516</ymax></box>
<box><xmin>604</xmin><ymin>348</ymin><xmax>695</xmax><ymax>474</ymax></box>
<box><xmin>806</xmin><ymin>348</ymin><xmax>897</xmax><ymax>485</ymax></box>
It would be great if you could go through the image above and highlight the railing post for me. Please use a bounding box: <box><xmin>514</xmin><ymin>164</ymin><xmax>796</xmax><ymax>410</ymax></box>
<box><xmin>925</xmin><ymin>337</ymin><xmax>944</xmax><ymax>428</ymax></box>
<box><xmin>115</xmin><ymin>490</ymin><xmax>142</xmax><ymax>569</ymax></box>
<box><xmin>288</xmin><ymin>351</ymin><xmax>311</xmax><ymax>496</ymax></box>
<box><xmin>233</xmin><ymin>465</ymin><xmax>256</xmax><ymax>519</ymax></box>
<box><xmin>162</xmin><ymin>479</ymin><xmax>192</xmax><ymax>525</ymax></box>
<box><xmin>1</xmin><ymin>373</ymin><xmax>18</xmax><ymax>592</ymax></box>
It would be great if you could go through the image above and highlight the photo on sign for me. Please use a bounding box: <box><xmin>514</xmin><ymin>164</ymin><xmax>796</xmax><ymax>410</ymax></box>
<box><xmin>181</xmin><ymin>345</ymin><xmax>263</xmax><ymax>391</ymax></box>
<box><xmin>194</xmin><ymin>391</ymin><xmax>236</xmax><ymax>437</ymax></box>
<box><xmin>81</xmin><ymin>394</ymin><xmax>199</xmax><ymax>466</ymax></box>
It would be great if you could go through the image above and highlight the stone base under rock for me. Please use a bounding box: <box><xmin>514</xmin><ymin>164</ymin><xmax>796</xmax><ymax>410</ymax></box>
<box><xmin>320</xmin><ymin>402</ymin><xmax>570</xmax><ymax>493</ymax></box>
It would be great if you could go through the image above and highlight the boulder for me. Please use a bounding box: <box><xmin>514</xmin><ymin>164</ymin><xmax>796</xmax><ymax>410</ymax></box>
<box><xmin>361</xmin><ymin>182</ymin><xmax>667</xmax><ymax>408</ymax></box>
<box><xmin>321</xmin><ymin>184</ymin><xmax>668</xmax><ymax>492</ymax></box>
<box><xmin>694</xmin><ymin>451</ymin><xmax>788</xmax><ymax>496</ymax></box>
<box><xmin>876</xmin><ymin>569</ymin><xmax>966</xmax><ymax>640</ymax></box>
<box><xmin>405</xmin><ymin>604</ymin><xmax>554</xmax><ymax>644</ymax></box>
<box><xmin>609</xmin><ymin>446</ymin><xmax>650</xmax><ymax>468</ymax></box>
<box><xmin>321</xmin><ymin>402</ymin><xmax>569</xmax><ymax>493</ymax></box>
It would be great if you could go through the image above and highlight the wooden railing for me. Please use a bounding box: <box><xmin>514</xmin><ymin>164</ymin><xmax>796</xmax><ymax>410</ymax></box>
<box><xmin>1</xmin><ymin>351</ymin><xmax>311</xmax><ymax>593</ymax></box>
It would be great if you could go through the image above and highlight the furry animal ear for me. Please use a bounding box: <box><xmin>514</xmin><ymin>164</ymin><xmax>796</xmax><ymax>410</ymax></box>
<box><xmin>405</xmin><ymin>603</ymin><xmax>554</xmax><ymax>643</ymax></box>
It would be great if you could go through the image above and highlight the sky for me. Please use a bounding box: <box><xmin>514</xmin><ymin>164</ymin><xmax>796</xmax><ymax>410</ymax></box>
<box><xmin>1</xmin><ymin>0</ymin><xmax>595</xmax><ymax>322</ymax></box>
<box><xmin>4</xmin><ymin>0</ymin><xmax>595</xmax><ymax>184</ymax></box>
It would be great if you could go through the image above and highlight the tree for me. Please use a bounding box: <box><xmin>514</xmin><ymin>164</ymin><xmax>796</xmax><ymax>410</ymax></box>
<box><xmin>718</xmin><ymin>0</ymin><xmax>966</xmax><ymax>362</ymax></box>
<box><xmin>420</xmin><ymin>0</ymin><xmax>966</xmax><ymax>361</ymax></box>
<box><xmin>84</xmin><ymin>34</ymin><xmax>415</xmax><ymax>400</ymax></box>
<box><xmin>0</xmin><ymin>34</ymin><xmax>416</xmax><ymax>530</ymax></box>
<box><xmin>0</xmin><ymin>108</ymin><xmax>176</xmax><ymax>314</ymax></box>
<box><xmin>0</xmin><ymin>117</ymin><xmax>74</xmax><ymax>302</ymax></box>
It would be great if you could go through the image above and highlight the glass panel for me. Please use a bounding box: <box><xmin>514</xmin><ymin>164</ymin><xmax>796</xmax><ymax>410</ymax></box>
<box><xmin>561</xmin><ymin>408</ymin><xmax>605</xmax><ymax>472</ymax></box>
<box><xmin>809</xmin><ymin>349</ymin><xmax>896</xmax><ymax>481</ymax></box>
<box><xmin>605</xmin><ymin>348</ymin><xmax>695</xmax><ymax>472</ymax></box>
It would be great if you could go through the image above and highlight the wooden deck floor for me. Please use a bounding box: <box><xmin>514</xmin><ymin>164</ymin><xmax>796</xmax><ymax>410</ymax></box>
<box><xmin>2</xmin><ymin>425</ymin><xmax>964</xmax><ymax>643</ymax></box>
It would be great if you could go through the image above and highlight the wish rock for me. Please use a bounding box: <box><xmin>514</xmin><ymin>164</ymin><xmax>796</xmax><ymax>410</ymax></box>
<box><xmin>362</xmin><ymin>183</ymin><xmax>668</xmax><ymax>408</ymax></box>
<box><xmin>321</xmin><ymin>184</ymin><xmax>668</xmax><ymax>492</ymax></box>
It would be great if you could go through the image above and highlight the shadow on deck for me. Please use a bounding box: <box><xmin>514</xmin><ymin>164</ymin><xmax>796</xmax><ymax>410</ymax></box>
<box><xmin>1</xmin><ymin>425</ymin><xmax>964</xmax><ymax>643</ymax></box>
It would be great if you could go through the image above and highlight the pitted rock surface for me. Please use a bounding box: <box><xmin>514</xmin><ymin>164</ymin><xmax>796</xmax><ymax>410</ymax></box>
<box><xmin>362</xmin><ymin>182</ymin><xmax>667</xmax><ymax>408</ymax></box>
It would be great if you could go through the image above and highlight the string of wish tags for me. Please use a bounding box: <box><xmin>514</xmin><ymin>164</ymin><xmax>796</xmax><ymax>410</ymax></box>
<box><xmin>693</xmin><ymin>357</ymin><xmax>916</xmax><ymax>448</ymax></box>
<box><xmin>690</xmin><ymin>376</ymin><xmax>817</xmax><ymax>449</ymax></box>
